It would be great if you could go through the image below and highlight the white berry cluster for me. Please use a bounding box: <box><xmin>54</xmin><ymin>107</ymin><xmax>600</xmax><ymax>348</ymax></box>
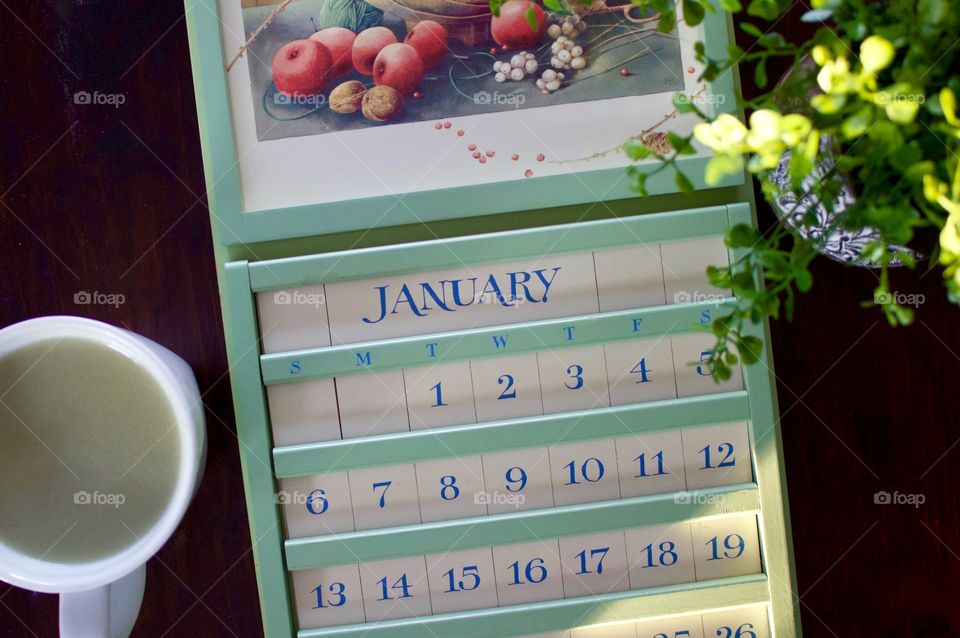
<box><xmin>549</xmin><ymin>36</ymin><xmax>586</xmax><ymax>71</ymax></box>
<box><xmin>493</xmin><ymin>51</ymin><xmax>538</xmax><ymax>83</ymax></box>
<box><xmin>547</xmin><ymin>14</ymin><xmax>586</xmax><ymax>40</ymax></box>
<box><xmin>535</xmin><ymin>68</ymin><xmax>565</xmax><ymax>94</ymax></box>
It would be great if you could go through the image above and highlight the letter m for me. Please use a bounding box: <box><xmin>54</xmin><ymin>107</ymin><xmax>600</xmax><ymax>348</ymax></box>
<box><xmin>355</xmin><ymin>351</ymin><xmax>372</xmax><ymax>367</ymax></box>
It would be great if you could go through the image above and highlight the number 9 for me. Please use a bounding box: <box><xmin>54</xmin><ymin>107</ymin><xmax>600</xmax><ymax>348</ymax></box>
<box><xmin>505</xmin><ymin>466</ymin><xmax>527</xmax><ymax>493</ymax></box>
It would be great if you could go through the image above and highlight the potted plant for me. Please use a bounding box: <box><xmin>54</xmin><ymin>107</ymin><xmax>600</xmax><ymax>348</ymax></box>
<box><xmin>615</xmin><ymin>0</ymin><xmax>959</xmax><ymax>380</ymax></box>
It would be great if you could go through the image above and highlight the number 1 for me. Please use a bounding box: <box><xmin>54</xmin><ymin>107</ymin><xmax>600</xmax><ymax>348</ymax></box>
<box><xmin>429</xmin><ymin>382</ymin><xmax>447</xmax><ymax>407</ymax></box>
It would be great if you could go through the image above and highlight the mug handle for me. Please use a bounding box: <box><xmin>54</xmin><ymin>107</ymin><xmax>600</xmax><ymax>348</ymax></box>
<box><xmin>59</xmin><ymin>564</ymin><xmax>146</xmax><ymax>638</ymax></box>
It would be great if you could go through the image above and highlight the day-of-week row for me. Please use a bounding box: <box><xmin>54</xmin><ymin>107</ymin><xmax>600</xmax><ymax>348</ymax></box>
<box><xmin>268</xmin><ymin>332</ymin><xmax>743</xmax><ymax>447</ymax></box>
<box><xmin>292</xmin><ymin>515</ymin><xmax>762</xmax><ymax>629</ymax></box>
<box><xmin>519</xmin><ymin>604</ymin><xmax>771</xmax><ymax>638</ymax></box>
<box><xmin>257</xmin><ymin>237</ymin><xmax>730</xmax><ymax>353</ymax></box>
<box><xmin>280</xmin><ymin>422</ymin><xmax>751</xmax><ymax>538</ymax></box>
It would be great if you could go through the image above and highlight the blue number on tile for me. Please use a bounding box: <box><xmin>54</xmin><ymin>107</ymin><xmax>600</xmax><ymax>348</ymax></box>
<box><xmin>563</xmin><ymin>457</ymin><xmax>604</xmax><ymax>485</ymax></box>
<box><xmin>497</xmin><ymin>374</ymin><xmax>517</xmax><ymax>399</ymax></box>
<box><xmin>508</xmin><ymin>558</ymin><xmax>547</xmax><ymax>585</ymax></box>
<box><xmin>717</xmin><ymin>624</ymin><xmax>757</xmax><ymax>638</ymax></box>
<box><xmin>634</xmin><ymin>451</ymin><xmax>666</xmax><ymax>478</ymax></box>
<box><xmin>372</xmin><ymin>481</ymin><xmax>391</xmax><ymax>508</ymax></box>
<box><xmin>699</xmin><ymin>443</ymin><xmax>736</xmax><ymax>470</ymax></box>
<box><xmin>442</xmin><ymin>565</ymin><xmax>480</xmax><ymax>593</ymax></box>
<box><xmin>439</xmin><ymin>475</ymin><xmax>460</xmax><ymax>501</ymax></box>
<box><xmin>641</xmin><ymin>541</ymin><xmax>678</xmax><ymax>568</ymax></box>
<box><xmin>505</xmin><ymin>466</ymin><xmax>528</xmax><ymax>493</ymax></box>
<box><xmin>653</xmin><ymin>631</ymin><xmax>692</xmax><ymax>638</ymax></box>
<box><xmin>630</xmin><ymin>358</ymin><xmax>652</xmax><ymax>383</ymax></box>
<box><xmin>707</xmin><ymin>533</ymin><xmax>746</xmax><ymax>560</ymax></box>
<box><xmin>696</xmin><ymin>350</ymin><xmax>714</xmax><ymax>376</ymax></box>
<box><xmin>376</xmin><ymin>574</ymin><xmax>413</xmax><ymax>600</ymax></box>
<box><xmin>306</xmin><ymin>489</ymin><xmax>329</xmax><ymax>515</ymax></box>
<box><xmin>429</xmin><ymin>382</ymin><xmax>448</xmax><ymax>407</ymax></box>
<box><xmin>564</xmin><ymin>364</ymin><xmax>584</xmax><ymax>390</ymax></box>
<box><xmin>311</xmin><ymin>582</ymin><xmax>346</xmax><ymax>609</ymax></box>
<box><xmin>574</xmin><ymin>547</ymin><xmax>609</xmax><ymax>575</ymax></box>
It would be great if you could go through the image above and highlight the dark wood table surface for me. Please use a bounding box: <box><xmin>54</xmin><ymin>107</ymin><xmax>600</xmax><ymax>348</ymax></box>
<box><xmin>1</xmin><ymin>2</ymin><xmax>957</xmax><ymax>636</ymax></box>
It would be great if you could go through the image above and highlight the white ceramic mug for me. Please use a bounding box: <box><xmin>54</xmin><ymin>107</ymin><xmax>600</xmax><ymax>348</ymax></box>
<box><xmin>0</xmin><ymin>316</ymin><xmax>207</xmax><ymax>638</ymax></box>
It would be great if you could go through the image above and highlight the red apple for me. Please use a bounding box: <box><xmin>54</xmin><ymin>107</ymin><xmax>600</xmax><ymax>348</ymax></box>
<box><xmin>309</xmin><ymin>27</ymin><xmax>356</xmax><ymax>78</ymax></box>
<box><xmin>491</xmin><ymin>0</ymin><xmax>546</xmax><ymax>49</ymax></box>
<box><xmin>352</xmin><ymin>27</ymin><xmax>397</xmax><ymax>76</ymax></box>
<box><xmin>373</xmin><ymin>43</ymin><xmax>424</xmax><ymax>95</ymax></box>
<box><xmin>272</xmin><ymin>39</ymin><xmax>333</xmax><ymax>96</ymax></box>
<box><xmin>404</xmin><ymin>20</ymin><xmax>448</xmax><ymax>69</ymax></box>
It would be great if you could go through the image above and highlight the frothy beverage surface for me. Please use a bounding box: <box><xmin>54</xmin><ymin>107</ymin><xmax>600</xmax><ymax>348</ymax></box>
<box><xmin>0</xmin><ymin>337</ymin><xmax>181</xmax><ymax>563</ymax></box>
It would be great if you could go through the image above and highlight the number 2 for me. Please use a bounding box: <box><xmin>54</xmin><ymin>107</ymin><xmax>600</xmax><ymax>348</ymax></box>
<box><xmin>497</xmin><ymin>374</ymin><xmax>517</xmax><ymax>399</ymax></box>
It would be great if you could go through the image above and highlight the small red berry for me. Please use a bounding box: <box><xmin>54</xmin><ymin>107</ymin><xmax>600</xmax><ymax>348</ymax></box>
<box><xmin>457</xmin><ymin>130</ymin><xmax>465</xmax><ymax>136</ymax></box>
<box><xmin>468</xmin><ymin>143</ymin><xmax>477</xmax><ymax>151</ymax></box>
<box><xmin>620</xmin><ymin>68</ymin><xmax>629</xmax><ymax>77</ymax></box>
<box><xmin>687</xmin><ymin>66</ymin><xmax>695</xmax><ymax>74</ymax></box>
<box><xmin>511</xmin><ymin>153</ymin><xmax>519</xmax><ymax>160</ymax></box>
<box><xmin>443</xmin><ymin>121</ymin><xmax>452</xmax><ymax>129</ymax></box>
<box><xmin>479</xmin><ymin>156</ymin><xmax>487</xmax><ymax>163</ymax></box>
<box><xmin>473</xmin><ymin>151</ymin><xmax>481</xmax><ymax>159</ymax></box>
<box><xmin>524</xmin><ymin>169</ymin><xmax>533</xmax><ymax>177</ymax></box>
<box><xmin>413</xmin><ymin>90</ymin><xmax>422</xmax><ymax>99</ymax></box>
<box><xmin>435</xmin><ymin>122</ymin><xmax>442</xmax><ymax>129</ymax></box>
<box><xmin>536</xmin><ymin>153</ymin><xmax>545</xmax><ymax>162</ymax></box>
<box><xmin>490</xmin><ymin>47</ymin><xmax>498</xmax><ymax>55</ymax></box>
<box><xmin>485</xmin><ymin>150</ymin><xmax>494</xmax><ymax>157</ymax></box>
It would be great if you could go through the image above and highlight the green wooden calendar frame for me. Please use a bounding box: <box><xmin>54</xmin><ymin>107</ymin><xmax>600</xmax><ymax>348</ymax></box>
<box><xmin>183</xmin><ymin>0</ymin><xmax>743</xmax><ymax>246</ymax></box>
<box><xmin>217</xmin><ymin>203</ymin><xmax>801</xmax><ymax>637</ymax></box>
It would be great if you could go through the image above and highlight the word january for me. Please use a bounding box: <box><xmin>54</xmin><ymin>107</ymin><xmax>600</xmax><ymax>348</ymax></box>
<box><xmin>361</xmin><ymin>267</ymin><xmax>563</xmax><ymax>324</ymax></box>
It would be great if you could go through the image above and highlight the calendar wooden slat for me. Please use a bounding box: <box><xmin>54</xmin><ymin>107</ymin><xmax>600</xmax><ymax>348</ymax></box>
<box><xmin>222</xmin><ymin>262</ymin><xmax>296</xmax><ymax>637</ymax></box>
<box><xmin>296</xmin><ymin>575</ymin><xmax>770</xmax><ymax>638</ymax></box>
<box><xmin>285</xmin><ymin>485</ymin><xmax>759</xmax><ymax>570</ymax></box>
<box><xmin>261</xmin><ymin>302</ymin><xmax>733</xmax><ymax>385</ymax></box>
<box><xmin>274</xmin><ymin>392</ymin><xmax>749</xmax><ymax>478</ymax></box>
<box><xmin>727</xmin><ymin>205</ymin><xmax>803</xmax><ymax>638</ymax></box>
<box><xmin>247</xmin><ymin>207</ymin><xmax>733</xmax><ymax>292</ymax></box>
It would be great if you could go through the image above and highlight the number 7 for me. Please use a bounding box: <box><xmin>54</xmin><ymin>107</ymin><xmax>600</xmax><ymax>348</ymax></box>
<box><xmin>372</xmin><ymin>481</ymin><xmax>391</xmax><ymax>508</ymax></box>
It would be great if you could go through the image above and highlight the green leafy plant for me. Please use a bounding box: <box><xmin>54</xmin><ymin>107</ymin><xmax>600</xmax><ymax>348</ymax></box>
<box><xmin>623</xmin><ymin>0</ymin><xmax>960</xmax><ymax>381</ymax></box>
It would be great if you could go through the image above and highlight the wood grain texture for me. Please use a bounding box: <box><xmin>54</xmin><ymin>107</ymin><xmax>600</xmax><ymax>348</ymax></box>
<box><xmin>0</xmin><ymin>1</ymin><xmax>957</xmax><ymax>636</ymax></box>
